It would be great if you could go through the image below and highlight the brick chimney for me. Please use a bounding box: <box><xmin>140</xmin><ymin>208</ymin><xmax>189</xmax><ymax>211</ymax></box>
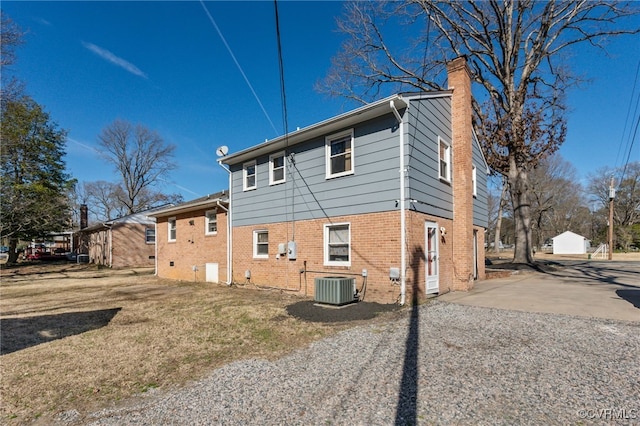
<box><xmin>80</xmin><ymin>204</ymin><xmax>88</xmax><ymax>229</ymax></box>
<box><xmin>447</xmin><ymin>57</ymin><xmax>475</xmax><ymax>291</ymax></box>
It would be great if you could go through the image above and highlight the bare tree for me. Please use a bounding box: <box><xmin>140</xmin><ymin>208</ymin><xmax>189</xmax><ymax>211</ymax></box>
<box><xmin>588</xmin><ymin>162</ymin><xmax>640</xmax><ymax>250</ymax></box>
<box><xmin>528</xmin><ymin>154</ymin><xmax>587</xmax><ymax>246</ymax></box>
<box><xmin>98</xmin><ymin>119</ymin><xmax>177</xmax><ymax>215</ymax></box>
<box><xmin>319</xmin><ymin>0</ymin><xmax>639</xmax><ymax>263</ymax></box>
<box><xmin>82</xmin><ymin>180</ymin><xmax>127</xmax><ymax>222</ymax></box>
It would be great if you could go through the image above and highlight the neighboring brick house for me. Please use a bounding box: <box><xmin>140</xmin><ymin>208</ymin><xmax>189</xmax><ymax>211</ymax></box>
<box><xmin>148</xmin><ymin>191</ymin><xmax>229</xmax><ymax>283</ymax></box>
<box><xmin>219</xmin><ymin>57</ymin><xmax>489</xmax><ymax>304</ymax></box>
<box><xmin>77</xmin><ymin>210</ymin><xmax>157</xmax><ymax>268</ymax></box>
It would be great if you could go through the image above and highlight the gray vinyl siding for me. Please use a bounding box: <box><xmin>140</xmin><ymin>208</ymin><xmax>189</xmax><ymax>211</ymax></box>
<box><xmin>406</xmin><ymin>96</ymin><xmax>454</xmax><ymax>219</ymax></box>
<box><xmin>472</xmin><ymin>134</ymin><xmax>489</xmax><ymax>228</ymax></box>
<box><xmin>230</xmin><ymin>115</ymin><xmax>402</xmax><ymax>227</ymax></box>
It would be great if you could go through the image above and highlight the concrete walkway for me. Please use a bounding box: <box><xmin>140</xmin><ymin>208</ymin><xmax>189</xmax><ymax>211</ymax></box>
<box><xmin>438</xmin><ymin>260</ymin><xmax>640</xmax><ymax>322</ymax></box>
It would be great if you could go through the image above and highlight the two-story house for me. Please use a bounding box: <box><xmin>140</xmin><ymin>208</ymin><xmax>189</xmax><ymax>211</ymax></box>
<box><xmin>220</xmin><ymin>57</ymin><xmax>489</xmax><ymax>304</ymax></box>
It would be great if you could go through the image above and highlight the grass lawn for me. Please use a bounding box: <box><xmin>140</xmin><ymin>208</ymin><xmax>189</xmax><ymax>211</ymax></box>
<box><xmin>0</xmin><ymin>263</ymin><xmax>373</xmax><ymax>424</ymax></box>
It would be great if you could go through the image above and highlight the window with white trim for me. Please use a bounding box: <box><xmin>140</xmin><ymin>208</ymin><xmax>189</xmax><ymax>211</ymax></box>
<box><xmin>253</xmin><ymin>230</ymin><xmax>268</xmax><ymax>259</ymax></box>
<box><xmin>243</xmin><ymin>160</ymin><xmax>257</xmax><ymax>191</ymax></box>
<box><xmin>168</xmin><ymin>217</ymin><xmax>176</xmax><ymax>242</ymax></box>
<box><xmin>326</xmin><ymin>130</ymin><xmax>354</xmax><ymax>178</ymax></box>
<box><xmin>269</xmin><ymin>152</ymin><xmax>286</xmax><ymax>185</ymax></box>
<box><xmin>145</xmin><ymin>227</ymin><xmax>155</xmax><ymax>244</ymax></box>
<box><xmin>205</xmin><ymin>209</ymin><xmax>217</xmax><ymax>235</ymax></box>
<box><xmin>324</xmin><ymin>223</ymin><xmax>350</xmax><ymax>266</ymax></box>
<box><xmin>439</xmin><ymin>138</ymin><xmax>451</xmax><ymax>182</ymax></box>
<box><xmin>472</xmin><ymin>165</ymin><xmax>477</xmax><ymax>197</ymax></box>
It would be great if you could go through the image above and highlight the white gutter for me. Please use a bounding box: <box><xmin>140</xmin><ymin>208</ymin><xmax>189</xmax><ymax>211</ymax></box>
<box><xmin>217</xmin><ymin>161</ymin><xmax>233</xmax><ymax>285</ymax></box>
<box><xmin>390</xmin><ymin>100</ymin><xmax>406</xmax><ymax>306</ymax></box>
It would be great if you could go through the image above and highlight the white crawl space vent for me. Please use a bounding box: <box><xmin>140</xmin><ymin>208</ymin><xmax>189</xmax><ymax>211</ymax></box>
<box><xmin>314</xmin><ymin>276</ymin><xmax>356</xmax><ymax>305</ymax></box>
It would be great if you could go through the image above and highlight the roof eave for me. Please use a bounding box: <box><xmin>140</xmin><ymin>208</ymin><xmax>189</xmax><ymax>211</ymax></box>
<box><xmin>148</xmin><ymin>198</ymin><xmax>228</xmax><ymax>218</ymax></box>
<box><xmin>220</xmin><ymin>94</ymin><xmax>411</xmax><ymax>165</ymax></box>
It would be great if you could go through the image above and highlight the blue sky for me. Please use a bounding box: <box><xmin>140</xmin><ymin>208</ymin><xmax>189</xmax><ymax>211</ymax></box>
<box><xmin>3</xmin><ymin>1</ymin><xmax>639</xmax><ymax>202</ymax></box>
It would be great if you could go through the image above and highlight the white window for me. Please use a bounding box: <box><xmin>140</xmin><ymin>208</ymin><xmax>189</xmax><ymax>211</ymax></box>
<box><xmin>326</xmin><ymin>130</ymin><xmax>354</xmax><ymax>179</ymax></box>
<box><xmin>439</xmin><ymin>138</ymin><xmax>451</xmax><ymax>182</ymax></box>
<box><xmin>253</xmin><ymin>230</ymin><xmax>268</xmax><ymax>259</ymax></box>
<box><xmin>205</xmin><ymin>209</ymin><xmax>217</xmax><ymax>235</ymax></box>
<box><xmin>269</xmin><ymin>151</ymin><xmax>286</xmax><ymax>185</ymax></box>
<box><xmin>324</xmin><ymin>223</ymin><xmax>351</xmax><ymax>266</ymax></box>
<box><xmin>168</xmin><ymin>217</ymin><xmax>176</xmax><ymax>242</ymax></box>
<box><xmin>472</xmin><ymin>165</ymin><xmax>477</xmax><ymax>197</ymax></box>
<box><xmin>243</xmin><ymin>160</ymin><xmax>257</xmax><ymax>191</ymax></box>
<box><xmin>145</xmin><ymin>227</ymin><xmax>155</xmax><ymax>244</ymax></box>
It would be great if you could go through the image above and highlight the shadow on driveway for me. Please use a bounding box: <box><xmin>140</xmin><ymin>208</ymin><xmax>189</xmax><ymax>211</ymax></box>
<box><xmin>617</xmin><ymin>289</ymin><xmax>640</xmax><ymax>309</ymax></box>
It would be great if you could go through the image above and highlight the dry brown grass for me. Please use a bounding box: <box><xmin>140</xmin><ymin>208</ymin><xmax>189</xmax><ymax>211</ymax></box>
<box><xmin>0</xmin><ymin>263</ymin><xmax>376</xmax><ymax>424</ymax></box>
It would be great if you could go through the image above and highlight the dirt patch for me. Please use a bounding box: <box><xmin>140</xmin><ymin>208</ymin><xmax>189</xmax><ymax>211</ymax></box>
<box><xmin>287</xmin><ymin>300</ymin><xmax>402</xmax><ymax>323</ymax></box>
<box><xmin>0</xmin><ymin>263</ymin><xmax>406</xmax><ymax>425</ymax></box>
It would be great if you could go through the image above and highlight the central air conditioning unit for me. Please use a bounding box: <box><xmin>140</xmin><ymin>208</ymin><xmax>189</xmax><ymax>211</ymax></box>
<box><xmin>314</xmin><ymin>277</ymin><xmax>356</xmax><ymax>305</ymax></box>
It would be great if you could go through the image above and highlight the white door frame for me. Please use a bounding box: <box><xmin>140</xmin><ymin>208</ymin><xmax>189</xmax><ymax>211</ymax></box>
<box><xmin>425</xmin><ymin>221</ymin><xmax>439</xmax><ymax>294</ymax></box>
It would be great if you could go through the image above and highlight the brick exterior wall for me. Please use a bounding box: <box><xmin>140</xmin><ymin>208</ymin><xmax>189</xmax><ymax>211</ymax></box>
<box><xmin>110</xmin><ymin>223</ymin><xmax>155</xmax><ymax>268</ymax></box>
<box><xmin>232</xmin><ymin>210</ymin><xmax>482</xmax><ymax>305</ymax></box>
<box><xmin>155</xmin><ymin>208</ymin><xmax>228</xmax><ymax>282</ymax></box>
<box><xmin>85</xmin><ymin>224</ymin><xmax>155</xmax><ymax>268</ymax></box>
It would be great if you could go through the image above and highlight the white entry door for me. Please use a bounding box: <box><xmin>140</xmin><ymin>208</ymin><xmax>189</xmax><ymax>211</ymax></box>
<box><xmin>425</xmin><ymin>222</ymin><xmax>439</xmax><ymax>294</ymax></box>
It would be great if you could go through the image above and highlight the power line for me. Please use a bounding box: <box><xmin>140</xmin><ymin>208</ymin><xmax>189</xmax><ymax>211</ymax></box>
<box><xmin>274</xmin><ymin>0</ymin><xmax>288</xmax><ymax>137</ymax></box>
<box><xmin>199</xmin><ymin>0</ymin><xmax>279</xmax><ymax>136</ymax></box>
<box><xmin>616</xmin><ymin>59</ymin><xmax>640</xmax><ymax>189</ymax></box>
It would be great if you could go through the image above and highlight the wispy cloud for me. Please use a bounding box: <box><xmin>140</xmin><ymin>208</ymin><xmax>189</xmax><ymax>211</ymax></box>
<box><xmin>82</xmin><ymin>41</ymin><xmax>147</xmax><ymax>79</ymax></box>
<box><xmin>34</xmin><ymin>17</ymin><xmax>52</xmax><ymax>26</ymax></box>
<box><xmin>67</xmin><ymin>137</ymin><xmax>101</xmax><ymax>155</ymax></box>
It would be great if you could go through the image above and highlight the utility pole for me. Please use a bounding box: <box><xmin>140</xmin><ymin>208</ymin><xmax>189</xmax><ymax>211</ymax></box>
<box><xmin>608</xmin><ymin>177</ymin><xmax>615</xmax><ymax>261</ymax></box>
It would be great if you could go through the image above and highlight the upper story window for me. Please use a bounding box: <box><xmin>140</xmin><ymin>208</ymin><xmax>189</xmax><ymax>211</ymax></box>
<box><xmin>205</xmin><ymin>209</ymin><xmax>217</xmax><ymax>235</ymax></box>
<box><xmin>269</xmin><ymin>152</ymin><xmax>286</xmax><ymax>185</ymax></box>
<box><xmin>472</xmin><ymin>165</ymin><xmax>477</xmax><ymax>197</ymax></box>
<box><xmin>168</xmin><ymin>217</ymin><xmax>176</xmax><ymax>242</ymax></box>
<box><xmin>243</xmin><ymin>160</ymin><xmax>257</xmax><ymax>191</ymax></box>
<box><xmin>145</xmin><ymin>227</ymin><xmax>155</xmax><ymax>244</ymax></box>
<box><xmin>326</xmin><ymin>130</ymin><xmax>354</xmax><ymax>179</ymax></box>
<box><xmin>439</xmin><ymin>138</ymin><xmax>451</xmax><ymax>182</ymax></box>
<box><xmin>253</xmin><ymin>230</ymin><xmax>268</xmax><ymax>259</ymax></box>
<box><xmin>324</xmin><ymin>223</ymin><xmax>351</xmax><ymax>266</ymax></box>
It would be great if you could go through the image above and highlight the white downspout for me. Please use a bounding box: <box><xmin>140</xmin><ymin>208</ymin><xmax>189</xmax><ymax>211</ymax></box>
<box><xmin>107</xmin><ymin>225</ymin><xmax>113</xmax><ymax>268</ymax></box>
<box><xmin>215</xmin><ymin>199</ymin><xmax>230</xmax><ymax>285</ymax></box>
<box><xmin>390</xmin><ymin>100</ymin><xmax>406</xmax><ymax>306</ymax></box>
<box><xmin>154</xmin><ymin>221</ymin><xmax>158</xmax><ymax>276</ymax></box>
<box><xmin>217</xmin><ymin>161</ymin><xmax>233</xmax><ymax>285</ymax></box>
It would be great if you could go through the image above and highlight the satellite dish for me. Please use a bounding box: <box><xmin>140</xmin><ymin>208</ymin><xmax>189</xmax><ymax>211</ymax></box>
<box><xmin>215</xmin><ymin>145</ymin><xmax>229</xmax><ymax>157</ymax></box>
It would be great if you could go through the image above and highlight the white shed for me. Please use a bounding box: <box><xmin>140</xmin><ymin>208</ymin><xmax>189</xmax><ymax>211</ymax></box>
<box><xmin>552</xmin><ymin>231</ymin><xmax>589</xmax><ymax>255</ymax></box>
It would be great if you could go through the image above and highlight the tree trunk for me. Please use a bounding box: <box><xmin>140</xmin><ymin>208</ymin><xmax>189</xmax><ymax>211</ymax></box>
<box><xmin>7</xmin><ymin>238</ymin><xmax>19</xmax><ymax>264</ymax></box>
<box><xmin>509</xmin><ymin>164</ymin><xmax>534</xmax><ymax>264</ymax></box>
<box><xmin>493</xmin><ymin>178</ymin><xmax>508</xmax><ymax>253</ymax></box>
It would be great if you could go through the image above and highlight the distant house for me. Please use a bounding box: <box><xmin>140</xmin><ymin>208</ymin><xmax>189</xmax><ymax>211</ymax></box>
<box><xmin>77</xmin><ymin>209</ymin><xmax>158</xmax><ymax>268</ymax></box>
<box><xmin>148</xmin><ymin>191</ymin><xmax>229</xmax><ymax>283</ymax></box>
<box><xmin>217</xmin><ymin>57</ymin><xmax>489</xmax><ymax>304</ymax></box>
<box><xmin>552</xmin><ymin>231</ymin><xmax>590</xmax><ymax>255</ymax></box>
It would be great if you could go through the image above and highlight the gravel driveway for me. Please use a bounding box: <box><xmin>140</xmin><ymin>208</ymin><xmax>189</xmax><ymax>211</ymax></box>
<box><xmin>62</xmin><ymin>300</ymin><xmax>639</xmax><ymax>426</ymax></box>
